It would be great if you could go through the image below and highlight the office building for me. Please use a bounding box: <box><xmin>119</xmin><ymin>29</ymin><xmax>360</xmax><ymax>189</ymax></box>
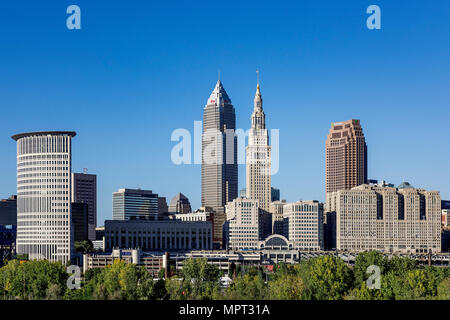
<box><xmin>104</xmin><ymin>219</ymin><xmax>213</xmax><ymax>251</ymax></box>
<box><xmin>442</xmin><ymin>210</ymin><xmax>449</xmax><ymax>227</ymax></box>
<box><xmin>95</xmin><ymin>226</ymin><xmax>105</xmax><ymax>240</ymax></box>
<box><xmin>112</xmin><ymin>188</ymin><xmax>166</xmax><ymax>220</ymax></box>
<box><xmin>325</xmin><ymin>119</ymin><xmax>367</xmax><ymax>206</ymax></box>
<box><xmin>83</xmin><ymin>249</ymin><xmax>168</xmax><ymax>275</ymax></box>
<box><xmin>269</xmin><ymin>200</ymin><xmax>286</xmax><ymax>235</ymax></box>
<box><xmin>246</xmin><ymin>83</ymin><xmax>271</xmax><ymax>212</ymax></box>
<box><xmin>324</xmin><ymin>211</ymin><xmax>336</xmax><ymax>250</ymax></box>
<box><xmin>442</xmin><ymin>200</ymin><xmax>450</xmax><ymax>210</ymax></box>
<box><xmin>173</xmin><ymin>211</ymin><xmax>212</xmax><ymax>222</ymax></box>
<box><xmin>327</xmin><ymin>183</ymin><xmax>442</xmax><ymax>253</ymax></box>
<box><xmin>0</xmin><ymin>225</ymin><xmax>16</xmax><ymax>267</ymax></box>
<box><xmin>12</xmin><ymin>131</ymin><xmax>76</xmax><ymax>264</ymax></box>
<box><xmin>271</xmin><ymin>187</ymin><xmax>280</xmax><ymax>202</ymax></box>
<box><xmin>71</xmin><ymin>202</ymin><xmax>89</xmax><ymax>242</ymax></box>
<box><xmin>283</xmin><ymin>200</ymin><xmax>324</xmax><ymax>251</ymax></box>
<box><xmin>0</xmin><ymin>195</ymin><xmax>17</xmax><ymax>225</ymax></box>
<box><xmin>168</xmin><ymin>193</ymin><xmax>191</xmax><ymax>214</ymax></box>
<box><xmin>158</xmin><ymin>197</ymin><xmax>168</xmax><ymax>215</ymax></box>
<box><xmin>72</xmin><ymin>172</ymin><xmax>97</xmax><ymax>241</ymax></box>
<box><xmin>224</xmin><ymin>197</ymin><xmax>272</xmax><ymax>250</ymax></box>
<box><xmin>201</xmin><ymin>80</ymin><xmax>238</xmax><ymax>247</ymax></box>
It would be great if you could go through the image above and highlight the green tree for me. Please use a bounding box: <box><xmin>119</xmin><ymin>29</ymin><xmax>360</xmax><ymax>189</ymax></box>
<box><xmin>300</xmin><ymin>256</ymin><xmax>354</xmax><ymax>300</ymax></box>
<box><xmin>225</xmin><ymin>267</ymin><xmax>268</xmax><ymax>300</ymax></box>
<box><xmin>437</xmin><ymin>278</ymin><xmax>450</xmax><ymax>300</ymax></box>
<box><xmin>353</xmin><ymin>251</ymin><xmax>388</xmax><ymax>287</ymax></box>
<box><xmin>178</xmin><ymin>258</ymin><xmax>221</xmax><ymax>300</ymax></box>
<box><xmin>74</xmin><ymin>240</ymin><xmax>94</xmax><ymax>253</ymax></box>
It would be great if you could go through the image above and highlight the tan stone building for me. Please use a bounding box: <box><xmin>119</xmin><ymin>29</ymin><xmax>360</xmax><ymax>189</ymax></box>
<box><xmin>224</xmin><ymin>197</ymin><xmax>272</xmax><ymax>250</ymax></box>
<box><xmin>246</xmin><ymin>84</ymin><xmax>271</xmax><ymax>212</ymax></box>
<box><xmin>325</xmin><ymin>119</ymin><xmax>367</xmax><ymax>209</ymax></box>
<box><xmin>327</xmin><ymin>183</ymin><xmax>441</xmax><ymax>253</ymax></box>
<box><xmin>283</xmin><ymin>200</ymin><xmax>324</xmax><ymax>251</ymax></box>
<box><xmin>269</xmin><ymin>200</ymin><xmax>286</xmax><ymax>235</ymax></box>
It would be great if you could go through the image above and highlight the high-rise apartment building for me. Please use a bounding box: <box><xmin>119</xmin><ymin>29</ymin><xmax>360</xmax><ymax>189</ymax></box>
<box><xmin>201</xmin><ymin>80</ymin><xmax>238</xmax><ymax>247</ymax></box>
<box><xmin>0</xmin><ymin>195</ymin><xmax>17</xmax><ymax>226</ymax></box>
<box><xmin>72</xmin><ymin>172</ymin><xmax>97</xmax><ymax>241</ymax></box>
<box><xmin>283</xmin><ymin>200</ymin><xmax>324</xmax><ymax>251</ymax></box>
<box><xmin>112</xmin><ymin>188</ymin><xmax>165</xmax><ymax>220</ymax></box>
<box><xmin>246</xmin><ymin>84</ymin><xmax>271</xmax><ymax>212</ymax></box>
<box><xmin>12</xmin><ymin>131</ymin><xmax>76</xmax><ymax>264</ymax></box>
<box><xmin>325</xmin><ymin>119</ymin><xmax>367</xmax><ymax>206</ymax></box>
<box><xmin>327</xmin><ymin>183</ymin><xmax>441</xmax><ymax>253</ymax></box>
<box><xmin>224</xmin><ymin>197</ymin><xmax>272</xmax><ymax>250</ymax></box>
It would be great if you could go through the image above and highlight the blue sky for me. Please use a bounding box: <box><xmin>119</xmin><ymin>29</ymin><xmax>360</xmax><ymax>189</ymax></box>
<box><xmin>0</xmin><ymin>1</ymin><xmax>449</xmax><ymax>226</ymax></box>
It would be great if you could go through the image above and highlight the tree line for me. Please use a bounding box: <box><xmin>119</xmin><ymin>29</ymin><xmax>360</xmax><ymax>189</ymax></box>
<box><xmin>0</xmin><ymin>251</ymin><xmax>449</xmax><ymax>300</ymax></box>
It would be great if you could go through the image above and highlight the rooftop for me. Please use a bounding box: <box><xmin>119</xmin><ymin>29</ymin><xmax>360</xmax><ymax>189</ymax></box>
<box><xmin>11</xmin><ymin>131</ymin><xmax>77</xmax><ymax>141</ymax></box>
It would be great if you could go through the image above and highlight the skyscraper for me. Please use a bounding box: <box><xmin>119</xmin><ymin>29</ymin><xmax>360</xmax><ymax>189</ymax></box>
<box><xmin>12</xmin><ymin>131</ymin><xmax>76</xmax><ymax>264</ymax></box>
<box><xmin>72</xmin><ymin>172</ymin><xmax>97</xmax><ymax>241</ymax></box>
<box><xmin>201</xmin><ymin>80</ymin><xmax>238</xmax><ymax>247</ymax></box>
<box><xmin>325</xmin><ymin>119</ymin><xmax>367</xmax><ymax>204</ymax></box>
<box><xmin>246</xmin><ymin>83</ymin><xmax>271</xmax><ymax>212</ymax></box>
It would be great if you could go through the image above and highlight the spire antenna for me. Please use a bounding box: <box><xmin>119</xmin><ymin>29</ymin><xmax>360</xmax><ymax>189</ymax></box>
<box><xmin>256</xmin><ymin>69</ymin><xmax>259</xmax><ymax>85</ymax></box>
<box><xmin>218</xmin><ymin>69</ymin><xmax>221</xmax><ymax>81</ymax></box>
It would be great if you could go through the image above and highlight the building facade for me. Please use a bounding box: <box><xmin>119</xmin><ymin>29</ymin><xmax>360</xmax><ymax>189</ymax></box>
<box><xmin>112</xmin><ymin>188</ymin><xmax>166</xmax><ymax>220</ymax></box>
<box><xmin>0</xmin><ymin>195</ymin><xmax>17</xmax><ymax>226</ymax></box>
<box><xmin>246</xmin><ymin>84</ymin><xmax>271</xmax><ymax>212</ymax></box>
<box><xmin>325</xmin><ymin>119</ymin><xmax>367</xmax><ymax>207</ymax></box>
<box><xmin>443</xmin><ymin>209</ymin><xmax>449</xmax><ymax>227</ymax></box>
<box><xmin>269</xmin><ymin>200</ymin><xmax>286</xmax><ymax>235</ymax></box>
<box><xmin>201</xmin><ymin>80</ymin><xmax>238</xmax><ymax>247</ymax></box>
<box><xmin>283</xmin><ymin>200</ymin><xmax>324</xmax><ymax>251</ymax></box>
<box><xmin>104</xmin><ymin>219</ymin><xmax>213</xmax><ymax>251</ymax></box>
<box><xmin>327</xmin><ymin>183</ymin><xmax>442</xmax><ymax>253</ymax></box>
<box><xmin>224</xmin><ymin>197</ymin><xmax>272</xmax><ymax>250</ymax></box>
<box><xmin>168</xmin><ymin>193</ymin><xmax>192</xmax><ymax>214</ymax></box>
<box><xmin>12</xmin><ymin>131</ymin><xmax>76</xmax><ymax>264</ymax></box>
<box><xmin>71</xmin><ymin>202</ymin><xmax>89</xmax><ymax>242</ymax></box>
<box><xmin>72</xmin><ymin>172</ymin><xmax>97</xmax><ymax>241</ymax></box>
<box><xmin>271</xmin><ymin>187</ymin><xmax>280</xmax><ymax>202</ymax></box>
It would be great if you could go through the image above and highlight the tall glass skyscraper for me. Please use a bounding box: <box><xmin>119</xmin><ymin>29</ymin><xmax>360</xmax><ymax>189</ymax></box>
<box><xmin>201</xmin><ymin>80</ymin><xmax>238</xmax><ymax>247</ymax></box>
<box><xmin>12</xmin><ymin>131</ymin><xmax>76</xmax><ymax>264</ymax></box>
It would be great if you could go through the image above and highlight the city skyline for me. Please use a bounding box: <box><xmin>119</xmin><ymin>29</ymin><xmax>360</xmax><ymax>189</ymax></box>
<box><xmin>1</xmin><ymin>1</ymin><xmax>450</xmax><ymax>227</ymax></box>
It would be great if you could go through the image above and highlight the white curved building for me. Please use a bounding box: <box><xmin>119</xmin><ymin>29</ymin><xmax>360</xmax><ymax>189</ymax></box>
<box><xmin>12</xmin><ymin>131</ymin><xmax>76</xmax><ymax>264</ymax></box>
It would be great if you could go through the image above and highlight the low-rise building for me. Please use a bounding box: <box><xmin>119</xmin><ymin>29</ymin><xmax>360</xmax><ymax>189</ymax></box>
<box><xmin>83</xmin><ymin>249</ymin><xmax>168</xmax><ymax>275</ymax></box>
<box><xmin>104</xmin><ymin>219</ymin><xmax>213</xmax><ymax>251</ymax></box>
